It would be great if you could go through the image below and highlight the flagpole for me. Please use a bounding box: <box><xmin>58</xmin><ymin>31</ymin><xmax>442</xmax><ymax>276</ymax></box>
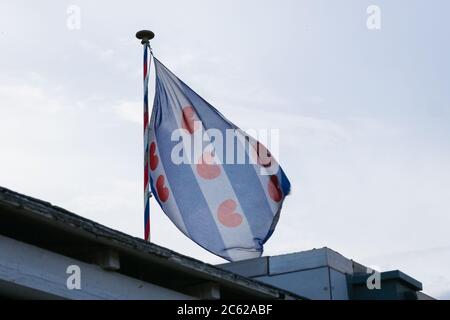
<box><xmin>136</xmin><ymin>30</ymin><xmax>155</xmax><ymax>242</ymax></box>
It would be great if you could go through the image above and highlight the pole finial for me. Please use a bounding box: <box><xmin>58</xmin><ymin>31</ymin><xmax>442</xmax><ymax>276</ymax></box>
<box><xmin>136</xmin><ymin>30</ymin><xmax>155</xmax><ymax>45</ymax></box>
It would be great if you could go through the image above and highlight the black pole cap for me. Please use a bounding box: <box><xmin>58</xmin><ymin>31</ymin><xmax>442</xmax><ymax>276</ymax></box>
<box><xmin>136</xmin><ymin>30</ymin><xmax>155</xmax><ymax>44</ymax></box>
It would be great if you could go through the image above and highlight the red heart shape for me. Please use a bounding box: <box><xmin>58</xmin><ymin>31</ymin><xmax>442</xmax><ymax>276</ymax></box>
<box><xmin>181</xmin><ymin>106</ymin><xmax>199</xmax><ymax>134</ymax></box>
<box><xmin>149</xmin><ymin>142</ymin><xmax>159</xmax><ymax>171</ymax></box>
<box><xmin>268</xmin><ymin>175</ymin><xmax>282</xmax><ymax>202</ymax></box>
<box><xmin>156</xmin><ymin>175</ymin><xmax>169</xmax><ymax>203</ymax></box>
<box><xmin>217</xmin><ymin>199</ymin><xmax>243</xmax><ymax>228</ymax></box>
<box><xmin>197</xmin><ymin>152</ymin><xmax>221</xmax><ymax>180</ymax></box>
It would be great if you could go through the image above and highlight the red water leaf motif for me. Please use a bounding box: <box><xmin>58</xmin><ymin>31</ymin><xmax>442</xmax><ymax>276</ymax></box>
<box><xmin>197</xmin><ymin>152</ymin><xmax>221</xmax><ymax>180</ymax></box>
<box><xmin>181</xmin><ymin>106</ymin><xmax>199</xmax><ymax>134</ymax></box>
<box><xmin>217</xmin><ymin>199</ymin><xmax>243</xmax><ymax>228</ymax></box>
<box><xmin>255</xmin><ymin>142</ymin><xmax>272</xmax><ymax>168</ymax></box>
<box><xmin>149</xmin><ymin>142</ymin><xmax>159</xmax><ymax>171</ymax></box>
<box><xmin>268</xmin><ymin>175</ymin><xmax>282</xmax><ymax>202</ymax></box>
<box><xmin>156</xmin><ymin>175</ymin><xmax>169</xmax><ymax>202</ymax></box>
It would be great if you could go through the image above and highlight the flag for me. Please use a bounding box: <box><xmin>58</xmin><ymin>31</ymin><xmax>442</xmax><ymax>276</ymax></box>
<box><xmin>148</xmin><ymin>58</ymin><xmax>291</xmax><ymax>261</ymax></box>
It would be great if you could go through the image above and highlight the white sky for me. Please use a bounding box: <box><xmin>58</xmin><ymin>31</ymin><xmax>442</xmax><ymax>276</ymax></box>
<box><xmin>0</xmin><ymin>0</ymin><xmax>449</xmax><ymax>298</ymax></box>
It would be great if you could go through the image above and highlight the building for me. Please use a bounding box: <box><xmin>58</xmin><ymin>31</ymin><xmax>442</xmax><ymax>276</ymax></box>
<box><xmin>219</xmin><ymin>247</ymin><xmax>433</xmax><ymax>300</ymax></box>
<box><xmin>0</xmin><ymin>186</ymin><xmax>433</xmax><ymax>300</ymax></box>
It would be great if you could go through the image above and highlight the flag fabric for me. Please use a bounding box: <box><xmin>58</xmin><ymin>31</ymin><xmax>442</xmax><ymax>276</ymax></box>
<box><xmin>148</xmin><ymin>57</ymin><xmax>291</xmax><ymax>261</ymax></box>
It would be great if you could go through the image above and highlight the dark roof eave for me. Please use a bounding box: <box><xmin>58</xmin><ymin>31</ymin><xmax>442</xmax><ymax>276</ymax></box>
<box><xmin>0</xmin><ymin>186</ymin><xmax>303</xmax><ymax>300</ymax></box>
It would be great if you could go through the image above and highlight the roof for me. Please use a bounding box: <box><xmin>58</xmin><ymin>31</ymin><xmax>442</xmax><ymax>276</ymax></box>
<box><xmin>0</xmin><ymin>186</ymin><xmax>303</xmax><ymax>300</ymax></box>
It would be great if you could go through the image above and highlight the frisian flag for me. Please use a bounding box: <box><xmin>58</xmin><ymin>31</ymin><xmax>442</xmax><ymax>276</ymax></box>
<box><xmin>147</xmin><ymin>57</ymin><xmax>291</xmax><ymax>261</ymax></box>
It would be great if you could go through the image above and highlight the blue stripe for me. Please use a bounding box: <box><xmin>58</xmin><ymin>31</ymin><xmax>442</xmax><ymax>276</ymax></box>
<box><xmin>144</xmin><ymin>200</ymin><xmax>150</xmax><ymax>226</ymax></box>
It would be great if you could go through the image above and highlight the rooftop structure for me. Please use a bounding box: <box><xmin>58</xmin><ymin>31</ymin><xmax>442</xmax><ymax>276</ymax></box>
<box><xmin>218</xmin><ymin>247</ymin><xmax>433</xmax><ymax>300</ymax></box>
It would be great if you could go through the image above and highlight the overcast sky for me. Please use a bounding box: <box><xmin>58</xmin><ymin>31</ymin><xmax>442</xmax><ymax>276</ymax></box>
<box><xmin>1</xmin><ymin>0</ymin><xmax>449</xmax><ymax>298</ymax></box>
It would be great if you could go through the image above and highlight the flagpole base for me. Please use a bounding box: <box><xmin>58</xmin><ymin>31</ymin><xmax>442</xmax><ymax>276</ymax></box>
<box><xmin>136</xmin><ymin>30</ymin><xmax>155</xmax><ymax>44</ymax></box>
